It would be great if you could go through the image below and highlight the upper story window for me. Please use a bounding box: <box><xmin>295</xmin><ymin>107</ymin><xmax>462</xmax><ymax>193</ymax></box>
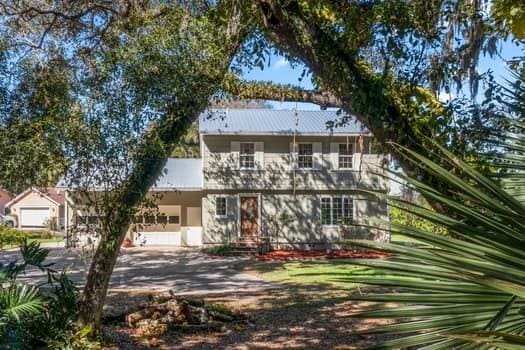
<box><xmin>215</xmin><ymin>196</ymin><xmax>227</xmax><ymax>217</ymax></box>
<box><xmin>240</xmin><ymin>142</ymin><xmax>255</xmax><ymax>169</ymax></box>
<box><xmin>338</xmin><ymin>143</ymin><xmax>353</xmax><ymax>169</ymax></box>
<box><xmin>298</xmin><ymin>143</ymin><xmax>313</xmax><ymax>169</ymax></box>
<box><xmin>321</xmin><ymin>196</ymin><xmax>353</xmax><ymax>225</ymax></box>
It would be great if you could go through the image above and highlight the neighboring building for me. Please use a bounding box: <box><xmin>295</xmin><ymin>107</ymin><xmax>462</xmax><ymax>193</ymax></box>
<box><xmin>62</xmin><ymin>109</ymin><xmax>389</xmax><ymax>248</ymax></box>
<box><xmin>0</xmin><ymin>188</ymin><xmax>13</xmax><ymax>215</ymax></box>
<box><xmin>5</xmin><ymin>187</ymin><xmax>65</xmax><ymax>230</ymax></box>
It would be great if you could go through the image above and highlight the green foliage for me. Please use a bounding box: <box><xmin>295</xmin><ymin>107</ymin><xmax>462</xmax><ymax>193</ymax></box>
<box><xmin>389</xmin><ymin>195</ymin><xmax>447</xmax><ymax>237</ymax></box>
<box><xmin>0</xmin><ymin>242</ymin><xmax>99</xmax><ymax>349</ymax></box>
<box><xmin>0</xmin><ymin>56</ymin><xmax>82</xmax><ymax>193</ymax></box>
<box><xmin>492</xmin><ymin>0</ymin><xmax>525</xmax><ymax>38</ymax></box>
<box><xmin>344</xmin><ymin>103</ymin><xmax>525</xmax><ymax>347</ymax></box>
<box><xmin>0</xmin><ymin>284</ymin><xmax>42</xmax><ymax>324</ymax></box>
<box><xmin>171</xmin><ymin>122</ymin><xmax>200</xmax><ymax>158</ymax></box>
<box><xmin>0</xmin><ymin>226</ymin><xmax>27</xmax><ymax>250</ymax></box>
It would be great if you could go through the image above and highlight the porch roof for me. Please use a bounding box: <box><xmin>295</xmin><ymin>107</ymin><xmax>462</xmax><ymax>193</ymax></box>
<box><xmin>153</xmin><ymin>158</ymin><xmax>202</xmax><ymax>190</ymax></box>
<box><xmin>56</xmin><ymin>158</ymin><xmax>202</xmax><ymax>191</ymax></box>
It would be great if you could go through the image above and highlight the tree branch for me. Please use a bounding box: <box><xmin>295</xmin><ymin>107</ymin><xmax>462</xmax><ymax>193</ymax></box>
<box><xmin>256</xmin><ymin>0</ymin><xmax>451</xmax><ymax>212</ymax></box>
<box><xmin>222</xmin><ymin>73</ymin><xmax>341</xmax><ymax>108</ymax></box>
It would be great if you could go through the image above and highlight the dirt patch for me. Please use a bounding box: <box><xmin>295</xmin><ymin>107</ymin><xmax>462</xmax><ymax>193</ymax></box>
<box><xmin>256</xmin><ymin>249</ymin><xmax>388</xmax><ymax>261</ymax></box>
<box><xmin>102</xmin><ymin>288</ymin><xmax>390</xmax><ymax>350</ymax></box>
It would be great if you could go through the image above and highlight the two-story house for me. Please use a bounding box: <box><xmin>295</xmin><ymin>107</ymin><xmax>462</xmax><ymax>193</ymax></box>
<box><xmin>199</xmin><ymin>109</ymin><xmax>389</xmax><ymax>249</ymax></box>
<box><xmin>61</xmin><ymin>109</ymin><xmax>389</xmax><ymax>248</ymax></box>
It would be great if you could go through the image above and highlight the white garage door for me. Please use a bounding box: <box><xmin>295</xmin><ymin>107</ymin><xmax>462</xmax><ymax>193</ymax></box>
<box><xmin>20</xmin><ymin>208</ymin><xmax>49</xmax><ymax>227</ymax></box>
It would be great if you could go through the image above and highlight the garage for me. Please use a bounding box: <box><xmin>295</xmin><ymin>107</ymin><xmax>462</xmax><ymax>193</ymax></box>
<box><xmin>20</xmin><ymin>208</ymin><xmax>50</xmax><ymax>227</ymax></box>
<box><xmin>5</xmin><ymin>187</ymin><xmax>65</xmax><ymax>230</ymax></box>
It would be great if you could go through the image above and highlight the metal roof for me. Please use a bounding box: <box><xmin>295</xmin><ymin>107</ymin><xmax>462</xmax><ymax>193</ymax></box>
<box><xmin>56</xmin><ymin>158</ymin><xmax>202</xmax><ymax>191</ymax></box>
<box><xmin>199</xmin><ymin>109</ymin><xmax>370</xmax><ymax>135</ymax></box>
<box><xmin>153</xmin><ymin>158</ymin><xmax>202</xmax><ymax>190</ymax></box>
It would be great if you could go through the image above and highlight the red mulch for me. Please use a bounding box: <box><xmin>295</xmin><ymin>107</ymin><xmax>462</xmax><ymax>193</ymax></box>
<box><xmin>256</xmin><ymin>249</ymin><xmax>388</xmax><ymax>261</ymax></box>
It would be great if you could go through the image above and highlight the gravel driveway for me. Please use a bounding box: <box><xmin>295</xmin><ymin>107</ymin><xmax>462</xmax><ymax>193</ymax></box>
<box><xmin>1</xmin><ymin>246</ymin><xmax>275</xmax><ymax>295</ymax></box>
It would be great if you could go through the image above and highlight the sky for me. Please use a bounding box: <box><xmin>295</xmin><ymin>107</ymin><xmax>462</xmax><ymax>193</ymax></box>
<box><xmin>242</xmin><ymin>40</ymin><xmax>524</xmax><ymax>110</ymax></box>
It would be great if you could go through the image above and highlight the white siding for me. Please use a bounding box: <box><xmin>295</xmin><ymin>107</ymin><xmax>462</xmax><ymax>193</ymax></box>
<box><xmin>255</xmin><ymin>141</ymin><xmax>264</xmax><ymax>169</ymax></box>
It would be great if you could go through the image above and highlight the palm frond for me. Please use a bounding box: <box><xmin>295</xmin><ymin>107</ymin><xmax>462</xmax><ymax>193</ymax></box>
<box><xmin>347</xmin><ymin>118</ymin><xmax>525</xmax><ymax>347</ymax></box>
<box><xmin>20</xmin><ymin>241</ymin><xmax>53</xmax><ymax>270</ymax></box>
<box><xmin>0</xmin><ymin>284</ymin><xmax>43</xmax><ymax>323</ymax></box>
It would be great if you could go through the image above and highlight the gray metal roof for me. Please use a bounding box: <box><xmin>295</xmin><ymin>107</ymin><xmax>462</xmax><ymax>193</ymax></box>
<box><xmin>199</xmin><ymin>109</ymin><xmax>369</xmax><ymax>135</ymax></box>
<box><xmin>56</xmin><ymin>158</ymin><xmax>202</xmax><ymax>190</ymax></box>
<box><xmin>153</xmin><ymin>158</ymin><xmax>202</xmax><ymax>190</ymax></box>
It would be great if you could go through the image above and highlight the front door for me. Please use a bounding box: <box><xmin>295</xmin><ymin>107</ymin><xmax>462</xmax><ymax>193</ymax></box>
<box><xmin>240</xmin><ymin>196</ymin><xmax>259</xmax><ymax>238</ymax></box>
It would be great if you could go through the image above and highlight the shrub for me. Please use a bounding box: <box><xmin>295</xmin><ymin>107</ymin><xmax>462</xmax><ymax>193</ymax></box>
<box><xmin>0</xmin><ymin>241</ymin><xmax>99</xmax><ymax>349</ymax></box>
<box><xmin>0</xmin><ymin>226</ymin><xmax>27</xmax><ymax>249</ymax></box>
<box><xmin>389</xmin><ymin>195</ymin><xmax>447</xmax><ymax>236</ymax></box>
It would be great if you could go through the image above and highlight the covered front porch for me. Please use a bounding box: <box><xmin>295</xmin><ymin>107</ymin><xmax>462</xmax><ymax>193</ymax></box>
<box><xmin>130</xmin><ymin>191</ymin><xmax>203</xmax><ymax>247</ymax></box>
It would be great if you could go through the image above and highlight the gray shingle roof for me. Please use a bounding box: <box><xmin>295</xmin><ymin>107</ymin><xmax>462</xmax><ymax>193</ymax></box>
<box><xmin>199</xmin><ymin>109</ymin><xmax>369</xmax><ymax>135</ymax></box>
<box><xmin>154</xmin><ymin>158</ymin><xmax>202</xmax><ymax>190</ymax></box>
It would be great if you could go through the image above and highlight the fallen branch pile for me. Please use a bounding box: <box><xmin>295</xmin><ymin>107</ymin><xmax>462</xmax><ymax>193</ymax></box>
<box><xmin>123</xmin><ymin>294</ymin><xmax>248</xmax><ymax>337</ymax></box>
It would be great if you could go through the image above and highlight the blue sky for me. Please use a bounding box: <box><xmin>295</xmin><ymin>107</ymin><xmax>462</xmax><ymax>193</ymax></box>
<box><xmin>242</xmin><ymin>41</ymin><xmax>523</xmax><ymax>110</ymax></box>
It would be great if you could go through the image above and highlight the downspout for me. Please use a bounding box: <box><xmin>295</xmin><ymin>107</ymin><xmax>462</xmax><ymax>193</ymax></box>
<box><xmin>292</xmin><ymin>105</ymin><xmax>298</xmax><ymax>197</ymax></box>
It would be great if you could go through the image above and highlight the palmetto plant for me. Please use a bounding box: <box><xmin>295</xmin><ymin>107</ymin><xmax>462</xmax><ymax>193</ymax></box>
<box><xmin>345</xmin><ymin>94</ymin><xmax>525</xmax><ymax>347</ymax></box>
<box><xmin>0</xmin><ymin>242</ymin><xmax>47</xmax><ymax>348</ymax></box>
<box><xmin>0</xmin><ymin>242</ymin><xmax>94</xmax><ymax>349</ymax></box>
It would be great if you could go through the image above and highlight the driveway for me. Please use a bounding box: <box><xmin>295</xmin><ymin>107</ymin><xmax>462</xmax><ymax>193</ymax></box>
<box><xmin>1</xmin><ymin>246</ymin><xmax>275</xmax><ymax>295</ymax></box>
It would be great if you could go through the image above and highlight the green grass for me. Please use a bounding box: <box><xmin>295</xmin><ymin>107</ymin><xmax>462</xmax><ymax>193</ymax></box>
<box><xmin>248</xmin><ymin>260</ymin><xmax>372</xmax><ymax>289</ymax></box>
<box><xmin>27</xmin><ymin>236</ymin><xmax>64</xmax><ymax>244</ymax></box>
<box><xmin>244</xmin><ymin>260</ymin><xmax>383</xmax><ymax>308</ymax></box>
<box><xmin>1</xmin><ymin>233</ymin><xmax>64</xmax><ymax>250</ymax></box>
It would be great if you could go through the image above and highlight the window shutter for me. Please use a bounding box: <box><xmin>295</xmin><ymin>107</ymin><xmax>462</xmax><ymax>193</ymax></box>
<box><xmin>353</xmin><ymin>152</ymin><xmax>362</xmax><ymax>171</ymax></box>
<box><xmin>330</xmin><ymin>143</ymin><xmax>339</xmax><ymax>170</ymax></box>
<box><xmin>289</xmin><ymin>142</ymin><xmax>298</xmax><ymax>169</ymax></box>
<box><xmin>313</xmin><ymin>142</ymin><xmax>323</xmax><ymax>169</ymax></box>
<box><xmin>230</xmin><ymin>141</ymin><xmax>240</xmax><ymax>169</ymax></box>
<box><xmin>255</xmin><ymin>142</ymin><xmax>264</xmax><ymax>169</ymax></box>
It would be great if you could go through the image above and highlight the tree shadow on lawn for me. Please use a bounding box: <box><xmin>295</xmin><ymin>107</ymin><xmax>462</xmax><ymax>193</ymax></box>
<box><xmin>102</xmin><ymin>287</ymin><xmax>392</xmax><ymax>350</ymax></box>
<box><xmin>102</xmin><ymin>260</ymin><xmax>393</xmax><ymax>349</ymax></box>
<box><xmin>243</xmin><ymin>259</ymin><xmax>376</xmax><ymax>290</ymax></box>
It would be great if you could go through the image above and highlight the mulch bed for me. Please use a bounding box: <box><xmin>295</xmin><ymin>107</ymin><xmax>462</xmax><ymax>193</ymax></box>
<box><xmin>256</xmin><ymin>249</ymin><xmax>388</xmax><ymax>261</ymax></box>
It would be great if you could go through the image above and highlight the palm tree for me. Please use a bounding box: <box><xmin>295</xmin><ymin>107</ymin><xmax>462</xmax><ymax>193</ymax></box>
<box><xmin>345</xmin><ymin>78</ymin><xmax>525</xmax><ymax>348</ymax></box>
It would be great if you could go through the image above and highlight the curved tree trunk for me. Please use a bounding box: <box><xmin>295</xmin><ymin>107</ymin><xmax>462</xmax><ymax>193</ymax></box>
<box><xmin>77</xmin><ymin>1</ymin><xmax>247</xmax><ymax>331</ymax></box>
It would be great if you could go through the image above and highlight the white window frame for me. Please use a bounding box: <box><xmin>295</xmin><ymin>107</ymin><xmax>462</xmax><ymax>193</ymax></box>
<box><xmin>239</xmin><ymin>142</ymin><xmax>256</xmax><ymax>170</ymax></box>
<box><xmin>215</xmin><ymin>196</ymin><xmax>228</xmax><ymax>218</ymax></box>
<box><xmin>338</xmin><ymin>143</ymin><xmax>354</xmax><ymax>170</ymax></box>
<box><xmin>320</xmin><ymin>196</ymin><xmax>355</xmax><ymax>226</ymax></box>
<box><xmin>297</xmin><ymin>143</ymin><xmax>314</xmax><ymax>170</ymax></box>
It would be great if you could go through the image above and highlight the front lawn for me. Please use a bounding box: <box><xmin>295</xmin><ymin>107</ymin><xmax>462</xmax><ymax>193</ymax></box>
<box><xmin>26</xmin><ymin>231</ymin><xmax>64</xmax><ymax>244</ymax></box>
<box><xmin>246</xmin><ymin>260</ymin><xmax>373</xmax><ymax>289</ymax></box>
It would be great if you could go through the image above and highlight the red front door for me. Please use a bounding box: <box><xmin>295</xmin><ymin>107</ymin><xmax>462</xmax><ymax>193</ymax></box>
<box><xmin>240</xmin><ymin>196</ymin><xmax>258</xmax><ymax>238</ymax></box>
